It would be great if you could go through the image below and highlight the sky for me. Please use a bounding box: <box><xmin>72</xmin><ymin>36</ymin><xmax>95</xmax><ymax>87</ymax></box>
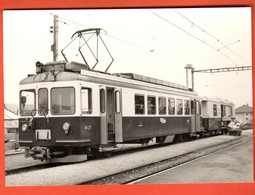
<box><xmin>3</xmin><ymin>8</ymin><xmax>252</xmax><ymax>108</ymax></box>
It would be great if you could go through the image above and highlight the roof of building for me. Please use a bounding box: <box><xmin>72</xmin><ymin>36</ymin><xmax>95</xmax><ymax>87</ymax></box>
<box><xmin>4</xmin><ymin>103</ymin><xmax>18</xmax><ymax>115</ymax></box>
<box><xmin>235</xmin><ymin>104</ymin><xmax>253</xmax><ymax>114</ymax></box>
<box><xmin>4</xmin><ymin>109</ymin><xmax>18</xmax><ymax>129</ymax></box>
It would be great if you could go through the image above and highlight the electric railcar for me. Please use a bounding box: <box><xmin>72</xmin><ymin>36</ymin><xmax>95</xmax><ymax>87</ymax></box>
<box><xmin>201</xmin><ymin>97</ymin><xmax>235</xmax><ymax>135</ymax></box>
<box><xmin>18</xmin><ymin>60</ymin><xmax>235</xmax><ymax>162</ymax></box>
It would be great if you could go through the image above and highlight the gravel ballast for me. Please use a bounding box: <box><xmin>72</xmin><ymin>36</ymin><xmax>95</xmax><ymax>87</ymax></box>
<box><xmin>5</xmin><ymin>130</ymin><xmax>253</xmax><ymax>186</ymax></box>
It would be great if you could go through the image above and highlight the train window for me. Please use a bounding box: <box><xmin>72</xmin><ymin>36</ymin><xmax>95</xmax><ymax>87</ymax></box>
<box><xmin>230</xmin><ymin>106</ymin><xmax>233</xmax><ymax>116</ymax></box>
<box><xmin>20</xmin><ymin>89</ymin><xmax>36</xmax><ymax>116</ymax></box>
<box><xmin>147</xmin><ymin>96</ymin><xmax>156</xmax><ymax>115</ymax></box>
<box><xmin>191</xmin><ymin>100</ymin><xmax>194</xmax><ymax>115</ymax></box>
<box><xmin>223</xmin><ymin>105</ymin><xmax>226</xmax><ymax>116</ymax></box>
<box><xmin>199</xmin><ymin>102</ymin><xmax>201</xmax><ymax>115</ymax></box>
<box><xmin>115</xmin><ymin>91</ymin><xmax>121</xmax><ymax>114</ymax></box>
<box><xmin>158</xmin><ymin>97</ymin><xmax>166</xmax><ymax>115</ymax></box>
<box><xmin>196</xmin><ymin>101</ymin><xmax>201</xmax><ymax>115</ymax></box>
<box><xmin>135</xmin><ymin>95</ymin><xmax>145</xmax><ymax>114</ymax></box>
<box><xmin>38</xmin><ymin>88</ymin><xmax>48</xmax><ymax>115</ymax></box>
<box><xmin>225</xmin><ymin>105</ymin><xmax>232</xmax><ymax>117</ymax></box>
<box><xmin>81</xmin><ymin>88</ymin><xmax>92</xmax><ymax>114</ymax></box>
<box><xmin>168</xmin><ymin>98</ymin><xmax>175</xmax><ymax>115</ymax></box>
<box><xmin>184</xmin><ymin>100</ymin><xmax>190</xmax><ymax>115</ymax></box>
<box><xmin>100</xmin><ymin>89</ymin><xmax>106</xmax><ymax>113</ymax></box>
<box><xmin>213</xmin><ymin>104</ymin><xmax>217</xmax><ymax>116</ymax></box>
<box><xmin>177</xmin><ymin>99</ymin><xmax>183</xmax><ymax>115</ymax></box>
<box><xmin>51</xmin><ymin>87</ymin><xmax>75</xmax><ymax>115</ymax></box>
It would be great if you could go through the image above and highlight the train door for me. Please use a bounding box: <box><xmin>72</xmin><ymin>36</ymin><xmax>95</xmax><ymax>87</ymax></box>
<box><xmin>100</xmin><ymin>86</ymin><xmax>107</xmax><ymax>144</ymax></box>
<box><xmin>221</xmin><ymin>104</ymin><xmax>225</xmax><ymax>118</ymax></box>
<box><xmin>114</xmin><ymin>88</ymin><xmax>123</xmax><ymax>143</ymax></box>
<box><xmin>99</xmin><ymin>86</ymin><xmax>123</xmax><ymax>144</ymax></box>
<box><xmin>191</xmin><ymin>99</ymin><xmax>201</xmax><ymax>134</ymax></box>
<box><xmin>106</xmin><ymin>88</ymin><xmax>115</xmax><ymax>142</ymax></box>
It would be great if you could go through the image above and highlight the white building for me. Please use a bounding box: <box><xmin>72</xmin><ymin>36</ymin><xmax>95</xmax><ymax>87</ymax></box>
<box><xmin>4</xmin><ymin>104</ymin><xmax>19</xmax><ymax>149</ymax></box>
<box><xmin>235</xmin><ymin>104</ymin><xmax>253</xmax><ymax>124</ymax></box>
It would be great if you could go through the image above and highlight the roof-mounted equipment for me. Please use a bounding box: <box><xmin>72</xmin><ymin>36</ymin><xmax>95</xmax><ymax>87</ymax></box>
<box><xmin>61</xmin><ymin>28</ymin><xmax>114</xmax><ymax>73</ymax></box>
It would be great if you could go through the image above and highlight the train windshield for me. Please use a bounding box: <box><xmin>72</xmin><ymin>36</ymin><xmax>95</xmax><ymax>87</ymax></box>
<box><xmin>20</xmin><ymin>89</ymin><xmax>36</xmax><ymax>116</ymax></box>
<box><xmin>51</xmin><ymin>87</ymin><xmax>75</xmax><ymax>115</ymax></box>
<box><xmin>38</xmin><ymin>88</ymin><xmax>48</xmax><ymax>115</ymax></box>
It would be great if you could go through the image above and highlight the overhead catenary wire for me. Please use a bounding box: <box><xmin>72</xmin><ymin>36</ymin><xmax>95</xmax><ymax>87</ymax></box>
<box><xmin>42</xmin><ymin>10</ymin><xmax>182</xmax><ymax>66</ymax></box>
<box><xmin>43</xmin><ymin>11</ymin><xmax>90</xmax><ymax>28</ymax></box>
<box><xmin>43</xmin><ymin>10</ymin><xmax>153</xmax><ymax>52</ymax></box>
<box><xmin>43</xmin><ymin>10</ymin><xmax>246</xmax><ymax>68</ymax></box>
<box><xmin>174</xmin><ymin>10</ymin><xmax>249</xmax><ymax>64</ymax></box>
<box><xmin>217</xmin><ymin>40</ymin><xmax>241</xmax><ymax>51</ymax></box>
<box><xmin>148</xmin><ymin>9</ymin><xmax>239</xmax><ymax>65</ymax></box>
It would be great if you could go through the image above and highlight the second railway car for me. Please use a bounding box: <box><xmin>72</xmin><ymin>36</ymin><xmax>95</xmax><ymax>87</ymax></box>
<box><xmin>201</xmin><ymin>97</ymin><xmax>235</xmax><ymax>135</ymax></box>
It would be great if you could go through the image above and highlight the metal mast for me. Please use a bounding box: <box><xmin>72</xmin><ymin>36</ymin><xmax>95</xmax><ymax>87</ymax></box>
<box><xmin>185</xmin><ymin>64</ymin><xmax>252</xmax><ymax>91</ymax></box>
<box><xmin>50</xmin><ymin>15</ymin><xmax>59</xmax><ymax>61</ymax></box>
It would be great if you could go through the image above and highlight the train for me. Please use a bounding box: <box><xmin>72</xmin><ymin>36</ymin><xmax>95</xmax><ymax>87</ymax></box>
<box><xmin>18</xmin><ymin>29</ymin><xmax>236</xmax><ymax>162</ymax></box>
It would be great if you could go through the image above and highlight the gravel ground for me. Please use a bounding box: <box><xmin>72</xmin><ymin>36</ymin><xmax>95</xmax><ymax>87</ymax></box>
<box><xmin>84</xmin><ymin>134</ymin><xmax>253</xmax><ymax>184</ymax></box>
<box><xmin>5</xmin><ymin>130</ymin><xmax>253</xmax><ymax>186</ymax></box>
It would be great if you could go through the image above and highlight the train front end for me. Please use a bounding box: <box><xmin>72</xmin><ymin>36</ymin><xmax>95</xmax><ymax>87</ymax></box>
<box><xmin>18</xmin><ymin>62</ymin><xmax>95</xmax><ymax>162</ymax></box>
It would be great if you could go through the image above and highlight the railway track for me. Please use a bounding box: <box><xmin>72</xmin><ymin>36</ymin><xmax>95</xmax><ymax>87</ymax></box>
<box><xmin>5</xmin><ymin>131</ymin><xmax>252</xmax><ymax>186</ymax></box>
<box><xmin>80</xmin><ymin>135</ymin><xmax>253</xmax><ymax>185</ymax></box>
<box><xmin>4</xmin><ymin>134</ymin><xmax>222</xmax><ymax>174</ymax></box>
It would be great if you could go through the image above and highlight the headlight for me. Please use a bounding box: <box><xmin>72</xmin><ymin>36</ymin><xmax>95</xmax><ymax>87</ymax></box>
<box><xmin>21</xmin><ymin>124</ymin><xmax>28</xmax><ymax>131</ymax></box>
<box><xmin>63</xmin><ymin>122</ymin><xmax>71</xmax><ymax>135</ymax></box>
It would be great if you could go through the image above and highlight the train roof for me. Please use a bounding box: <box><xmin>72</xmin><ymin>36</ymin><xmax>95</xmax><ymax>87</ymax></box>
<box><xmin>113</xmin><ymin>73</ymin><xmax>189</xmax><ymax>91</ymax></box>
<box><xmin>20</xmin><ymin>61</ymin><xmax>197</xmax><ymax>97</ymax></box>
<box><xmin>202</xmin><ymin>97</ymin><xmax>234</xmax><ymax>105</ymax></box>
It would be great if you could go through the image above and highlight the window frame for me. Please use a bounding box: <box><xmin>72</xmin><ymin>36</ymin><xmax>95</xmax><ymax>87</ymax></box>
<box><xmin>38</xmin><ymin>88</ymin><xmax>48</xmax><ymax>116</ymax></box>
<box><xmin>135</xmin><ymin>94</ymin><xmax>145</xmax><ymax>115</ymax></box>
<box><xmin>20</xmin><ymin>89</ymin><xmax>36</xmax><ymax>116</ymax></box>
<box><xmin>158</xmin><ymin>96</ymin><xmax>166</xmax><ymax>115</ymax></box>
<box><xmin>115</xmin><ymin>90</ymin><xmax>121</xmax><ymax>114</ymax></box>
<box><xmin>50</xmin><ymin>87</ymin><xmax>76</xmax><ymax>115</ymax></box>
<box><xmin>147</xmin><ymin>95</ymin><xmax>156</xmax><ymax>115</ymax></box>
<box><xmin>176</xmin><ymin>98</ymin><xmax>183</xmax><ymax>115</ymax></box>
<box><xmin>184</xmin><ymin>100</ymin><xmax>190</xmax><ymax>115</ymax></box>
<box><xmin>213</xmin><ymin>104</ymin><xmax>217</xmax><ymax>116</ymax></box>
<box><xmin>81</xmin><ymin>87</ymin><xmax>92</xmax><ymax>114</ymax></box>
<box><xmin>168</xmin><ymin>97</ymin><xmax>175</xmax><ymax>115</ymax></box>
<box><xmin>100</xmin><ymin>89</ymin><xmax>106</xmax><ymax>113</ymax></box>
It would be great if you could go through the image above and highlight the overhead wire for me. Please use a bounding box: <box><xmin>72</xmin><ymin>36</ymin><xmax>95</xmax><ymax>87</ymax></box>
<box><xmin>42</xmin><ymin>10</ymin><xmax>182</xmax><ymax>66</ymax></box>
<box><xmin>42</xmin><ymin>11</ymin><xmax>90</xmax><ymax>28</ymax></box>
<box><xmin>174</xmin><ymin>10</ymin><xmax>249</xmax><ymax>64</ymax></box>
<box><xmin>42</xmin><ymin>10</ymin><xmax>148</xmax><ymax>50</ymax></box>
<box><xmin>43</xmin><ymin>10</ymin><xmax>245</xmax><ymax>67</ymax></box>
<box><xmin>148</xmin><ymin>9</ymin><xmax>239</xmax><ymax>65</ymax></box>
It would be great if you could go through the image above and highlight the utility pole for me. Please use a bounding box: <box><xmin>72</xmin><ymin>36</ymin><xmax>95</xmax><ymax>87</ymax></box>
<box><xmin>50</xmin><ymin>15</ymin><xmax>59</xmax><ymax>61</ymax></box>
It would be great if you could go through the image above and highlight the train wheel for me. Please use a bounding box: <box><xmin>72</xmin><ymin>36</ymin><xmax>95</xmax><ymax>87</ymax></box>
<box><xmin>173</xmin><ymin>134</ymin><xmax>185</xmax><ymax>143</ymax></box>
<box><xmin>156</xmin><ymin>136</ymin><xmax>167</xmax><ymax>144</ymax></box>
<box><xmin>89</xmin><ymin>148</ymin><xmax>100</xmax><ymax>159</ymax></box>
<box><xmin>184</xmin><ymin>134</ymin><xmax>192</xmax><ymax>141</ymax></box>
<box><xmin>104</xmin><ymin>151</ymin><xmax>113</xmax><ymax>157</ymax></box>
